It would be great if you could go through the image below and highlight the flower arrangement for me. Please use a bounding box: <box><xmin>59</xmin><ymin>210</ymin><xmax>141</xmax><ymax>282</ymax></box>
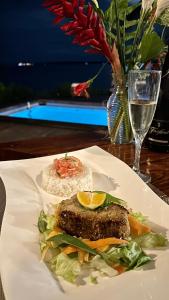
<box><xmin>43</xmin><ymin>0</ymin><xmax>169</xmax><ymax>143</ymax></box>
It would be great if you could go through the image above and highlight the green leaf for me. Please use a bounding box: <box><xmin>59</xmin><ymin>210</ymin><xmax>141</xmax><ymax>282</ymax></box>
<box><xmin>48</xmin><ymin>233</ymin><xmax>98</xmax><ymax>256</ymax></box>
<box><xmin>91</xmin><ymin>1</ymin><xmax>104</xmax><ymax>19</ymax></box>
<box><xmin>133</xmin><ymin>255</ymin><xmax>152</xmax><ymax>269</ymax></box>
<box><xmin>125</xmin><ymin>31</ymin><xmax>136</xmax><ymax>42</ymax></box>
<box><xmin>38</xmin><ymin>210</ymin><xmax>56</xmax><ymax>233</ymax></box>
<box><xmin>139</xmin><ymin>32</ymin><xmax>165</xmax><ymax>63</ymax></box>
<box><xmin>115</xmin><ymin>0</ymin><xmax>128</xmax><ymax>18</ymax></box>
<box><xmin>102</xmin><ymin>192</ymin><xmax>127</xmax><ymax>208</ymax></box>
<box><xmin>106</xmin><ymin>30</ymin><xmax>116</xmax><ymax>40</ymax></box>
<box><xmin>105</xmin><ymin>0</ymin><xmax>140</xmax><ymax>20</ymax></box>
<box><xmin>104</xmin><ymin>241</ymin><xmax>152</xmax><ymax>270</ymax></box>
<box><xmin>126</xmin><ymin>2</ymin><xmax>141</xmax><ymax>15</ymax></box>
<box><xmin>125</xmin><ymin>19</ymin><xmax>138</xmax><ymax>28</ymax></box>
<box><xmin>134</xmin><ymin>232</ymin><xmax>168</xmax><ymax>249</ymax></box>
<box><xmin>125</xmin><ymin>44</ymin><xmax>133</xmax><ymax>55</ymax></box>
<box><xmin>104</xmin><ymin>0</ymin><xmax>141</xmax><ymax>71</ymax></box>
<box><xmin>38</xmin><ymin>210</ymin><xmax>47</xmax><ymax>233</ymax></box>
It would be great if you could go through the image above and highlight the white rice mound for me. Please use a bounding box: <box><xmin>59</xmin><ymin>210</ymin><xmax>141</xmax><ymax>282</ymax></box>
<box><xmin>41</xmin><ymin>164</ymin><xmax>93</xmax><ymax>198</ymax></box>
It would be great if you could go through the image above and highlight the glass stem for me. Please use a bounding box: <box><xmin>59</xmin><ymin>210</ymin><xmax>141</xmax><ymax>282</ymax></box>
<box><xmin>133</xmin><ymin>137</ymin><xmax>143</xmax><ymax>174</ymax></box>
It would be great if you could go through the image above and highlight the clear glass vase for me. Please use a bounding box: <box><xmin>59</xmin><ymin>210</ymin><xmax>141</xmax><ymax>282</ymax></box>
<box><xmin>107</xmin><ymin>80</ymin><xmax>133</xmax><ymax>144</ymax></box>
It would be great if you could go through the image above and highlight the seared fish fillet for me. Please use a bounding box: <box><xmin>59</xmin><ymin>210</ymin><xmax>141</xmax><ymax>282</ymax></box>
<box><xmin>57</xmin><ymin>195</ymin><xmax>130</xmax><ymax>240</ymax></box>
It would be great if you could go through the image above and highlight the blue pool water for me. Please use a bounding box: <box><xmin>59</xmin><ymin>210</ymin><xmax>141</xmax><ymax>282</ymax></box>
<box><xmin>8</xmin><ymin>104</ymin><xmax>107</xmax><ymax>126</ymax></box>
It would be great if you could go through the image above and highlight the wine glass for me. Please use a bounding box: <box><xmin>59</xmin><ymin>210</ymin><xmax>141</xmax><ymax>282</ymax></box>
<box><xmin>128</xmin><ymin>70</ymin><xmax>161</xmax><ymax>183</ymax></box>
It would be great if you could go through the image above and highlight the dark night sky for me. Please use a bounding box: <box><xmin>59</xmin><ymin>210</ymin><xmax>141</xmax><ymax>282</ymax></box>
<box><xmin>0</xmin><ymin>0</ymin><xmax>113</xmax><ymax>64</ymax></box>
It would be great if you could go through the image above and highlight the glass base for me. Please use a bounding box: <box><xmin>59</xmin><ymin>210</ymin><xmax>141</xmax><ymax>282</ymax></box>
<box><xmin>133</xmin><ymin>168</ymin><xmax>151</xmax><ymax>183</ymax></box>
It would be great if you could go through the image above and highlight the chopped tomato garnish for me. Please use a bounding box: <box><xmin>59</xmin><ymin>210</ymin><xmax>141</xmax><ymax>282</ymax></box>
<box><xmin>53</xmin><ymin>156</ymin><xmax>83</xmax><ymax>178</ymax></box>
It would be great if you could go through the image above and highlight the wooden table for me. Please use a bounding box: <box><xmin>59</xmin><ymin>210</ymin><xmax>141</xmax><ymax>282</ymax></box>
<box><xmin>0</xmin><ymin>129</ymin><xmax>169</xmax><ymax>195</ymax></box>
<box><xmin>0</xmin><ymin>128</ymin><xmax>169</xmax><ymax>300</ymax></box>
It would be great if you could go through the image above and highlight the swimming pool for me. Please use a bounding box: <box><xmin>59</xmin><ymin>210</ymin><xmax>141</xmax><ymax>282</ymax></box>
<box><xmin>0</xmin><ymin>103</ymin><xmax>107</xmax><ymax>126</ymax></box>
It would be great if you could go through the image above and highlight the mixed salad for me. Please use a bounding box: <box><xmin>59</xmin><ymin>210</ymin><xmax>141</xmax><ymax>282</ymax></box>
<box><xmin>38</xmin><ymin>192</ymin><xmax>168</xmax><ymax>285</ymax></box>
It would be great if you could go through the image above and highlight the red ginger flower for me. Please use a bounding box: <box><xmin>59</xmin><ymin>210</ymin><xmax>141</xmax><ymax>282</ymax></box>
<box><xmin>71</xmin><ymin>81</ymin><xmax>90</xmax><ymax>98</ymax></box>
<box><xmin>43</xmin><ymin>0</ymin><xmax>114</xmax><ymax>64</ymax></box>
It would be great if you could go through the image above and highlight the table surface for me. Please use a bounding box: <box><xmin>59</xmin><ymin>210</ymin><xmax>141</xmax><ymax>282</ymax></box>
<box><xmin>0</xmin><ymin>128</ymin><xmax>169</xmax><ymax>300</ymax></box>
<box><xmin>0</xmin><ymin>128</ymin><xmax>168</xmax><ymax>195</ymax></box>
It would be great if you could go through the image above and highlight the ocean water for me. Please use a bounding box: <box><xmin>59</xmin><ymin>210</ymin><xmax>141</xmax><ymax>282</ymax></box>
<box><xmin>0</xmin><ymin>62</ymin><xmax>112</xmax><ymax>93</ymax></box>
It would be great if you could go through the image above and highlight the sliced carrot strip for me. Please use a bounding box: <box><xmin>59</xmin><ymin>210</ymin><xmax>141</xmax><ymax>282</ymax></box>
<box><xmin>62</xmin><ymin>245</ymin><xmax>77</xmax><ymax>254</ymax></box>
<box><xmin>128</xmin><ymin>214</ymin><xmax>151</xmax><ymax>236</ymax></box>
<box><xmin>83</xmin><ymin>237</ymin><xmax>128</xmax><ymax>249</ymax></box>
<box><xmin>78</xmin><ymin>250</ymin><xmax>86</xmax><ymax>264</ymax></box>
<box><xmin>47</xmin><ymin>227</ymin><xmax>63</xmax><ymax>239</ymax></box>
<box><xmin>84</xmin><ymin>252</ymin><xmax>89</xmax><ymax>262</ymax></box>
<box><xmin>54</xmin><ymin>226</ymin><xmax>63</xmax><ymax>232</ymax></box>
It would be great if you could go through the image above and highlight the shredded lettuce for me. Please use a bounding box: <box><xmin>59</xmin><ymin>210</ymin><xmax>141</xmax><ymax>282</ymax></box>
<box><xmin>90</xmin><ymin>255</ymin><xmax>117</xmax><ymax>277</ymax></box>
<box><xmin>46</xmin><ymin>215</ymin><xmax>56</xmax><ymax>230</ymax></box>
<box><xmin>38</xmin><ymin>210</ymin><xmax>55</xmax><ymax>233</ymax></box>
<box><xmin>104</xmin><ymin>241</ymin><xmax>152</xmax><ymax>270</ymax></box>
<box><xmin>89</xmin><ymin>275</ymin><xmax>98</xmax><ymax>284</ymax></box>
<box><xmin>40</xmin><ymin>241</ymin><xmax>47</xmax><ymax>253</ymax></box>
<box><xmin>130</xmin><ymin>211</ymin><xmax>148</xmax><ymax>223</ymax></box>
<box><xmin>133</xmin><ymin>232</ymin><xmax>168</xmax><ymax>249</ymax></box>
<box><xmin>49</xmin><ymin>253</ymin><xmax>81</xmax><ymax>283</ymax></box>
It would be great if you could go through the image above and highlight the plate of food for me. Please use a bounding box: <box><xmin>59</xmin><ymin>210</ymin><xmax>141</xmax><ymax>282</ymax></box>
<box><xmin>0</xmin><ymin>146</ymin><xmax>169</xmax><ymax>300</ymax></box>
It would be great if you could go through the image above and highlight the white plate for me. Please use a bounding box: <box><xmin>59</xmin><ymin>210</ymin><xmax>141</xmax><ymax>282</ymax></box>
<box><xmin>0</xmin><ymin>146</ymin><xmax>169</xmax><ymax>300</ymax></box>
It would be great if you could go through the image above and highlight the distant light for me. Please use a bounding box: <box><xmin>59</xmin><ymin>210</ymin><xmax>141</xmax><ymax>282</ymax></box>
<box><xmin>18</xmin><ymin>62</ymin><xmax>33</xmax><ymax>67</ymax></box>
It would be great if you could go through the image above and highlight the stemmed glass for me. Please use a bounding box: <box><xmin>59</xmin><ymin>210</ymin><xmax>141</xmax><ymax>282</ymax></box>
<box><xmin>128</xmin><ymin>70</ymin><xmax>161</xmax><ymax>183</ymax></box>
